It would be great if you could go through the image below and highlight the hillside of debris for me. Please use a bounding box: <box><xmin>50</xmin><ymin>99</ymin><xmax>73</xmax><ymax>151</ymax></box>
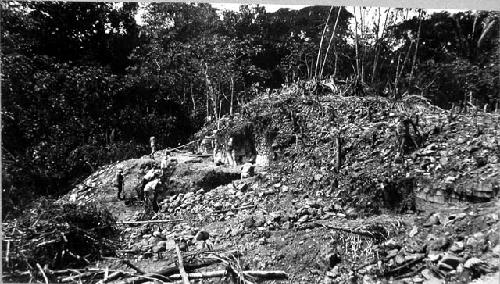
<box><xmin>199</xmin><ymin>81</ymin><xmax>500</xmax><ymax>213</ymax></box>
<box><xmin>3</xmin><ymin>80</ymin><xmax>499</xmax><ymax>283</ymax></box>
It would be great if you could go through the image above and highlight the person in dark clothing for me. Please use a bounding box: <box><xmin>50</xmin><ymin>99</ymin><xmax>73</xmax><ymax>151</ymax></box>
<box><xmin>138</xmin><ymin>176</ymin><xmax>147</xmax><ymax>201</ymax></box>
<box><xmin>396</xmin><ymin>115</ymin><xmax>420</xmax><ymax>159</ymax></box>
<box><xmin>114</xmin><ymin>168</ymin><xmax>124</xmax><ymax>200</ymax></box>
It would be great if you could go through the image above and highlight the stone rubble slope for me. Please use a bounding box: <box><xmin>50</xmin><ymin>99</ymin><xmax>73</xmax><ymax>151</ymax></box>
<box><xmin>60</xmin><ymin>81</ymin><xmax>500</xmax><ymax>283</ymax></box>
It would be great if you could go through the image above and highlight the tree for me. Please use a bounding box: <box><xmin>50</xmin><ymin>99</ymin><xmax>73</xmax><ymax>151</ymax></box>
<box><xmin>1</xmin><ymin>2</ymin><xmax>140</xmax><ymax>72</ymax></box>
<box><xmin>392</xmin><ymin>10</ymin><xmax>499</xmax><ymax>107</ymax></box>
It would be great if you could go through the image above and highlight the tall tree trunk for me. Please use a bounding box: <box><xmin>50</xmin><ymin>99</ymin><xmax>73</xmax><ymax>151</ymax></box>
<box><xmin>214</xmin><ymin>87</ymin><xmax>219</xmax><ymax>127</ymax></box>
<box><xmin>471</xmin><ymin>12</ymin><xmax>479</xmax><ymax>59</ymax></box>
<box><xmin>320</xmin><ymin>7</ymin><xmax>342</xmax><ymax>78</ymax></box>
<box><xmin>190</xmin><ymin>83</ymin><xmax>196</xmax><ymax>115</ymax></box>
<box><xmin>204</xmin><ymin>63</ymin><xmax>218</xmax><ymax>123</ymax></box>
<box><xmin>315</xmin><ymin>6</ymin><xmax>334</xmax><ymax>79</ymax></box>
<box><xmin>206</xmin><ymin>90</ymin><xmax>210</xmax><ymax>121</ymax></box>
<box><xmin>182</xmin><ymin>86</ymin><xmax>186</xmax><ymax>104</ymax></box>
<box><xmin>477</xmin><ymin>17</ymin><xmax>497</xmax><ymax>49</ymax></box>
<box><xmin>310</xmin><ymin>56</ymin><xmax>314</xmax><ymax>79</ymax></box>
<box><xmin>399</xmin><ymin>41</ymin><xmax>413</xmax><ymax>79</ymax></box>
<box><xmin>333</xmin><ymin>52</ymin><xmax>339</xmax><ymax>78</ymax></box>
<box><xmin>354</xmin><ymin>7</ymin><xmax>361</xmax><ymax>81</ymax></box>
<box><xmin>214</xmin><ymin>93</ymin><xmax>218</xmax><ymax>127</ymax></box>
<box><xmin>359</xmin><ymin>7</ymin><xmax>366</xmax><ymax>83</ymax></box>
<box><xmin>409</xmin><ymin>10</ymin><xmax>423</xmax><ymax>82</ymax></box>
<box><xmin>394</xmin><ymin>52</ymin><xmax>402</xmax><ymax>94</ymax></box>
<box><xmin>304</xmin><ymin>55</ymin><xmax>311</xmax><ymax>80</ymax></box>
<box><xmin>306</xmin><ymin>55</ymin><xmax>314</xmax><ymax>79</ymax></box>
<box><xmin>371</xmin><ymin>8</ymin><xmax>390</xmax><ymax>84</ymax></box>
<box><xmin>453</xmin><ymin>16</ymin><xmax>467</xmax><ymax>58</ymax></box>
<box><xmin>394</xmin><ymin>41</ymin><xmax>413</xmax><ymax>96</ymax></box>
<box><xmin>219</xmin><ymin>97</ymin><xmax>223</xmax><ymax>119</ymax></box>
<box><xmin>370</xmin><ymin>7</ymin><xmax>382</xmax><ymax>84</ymax></box>
<box><xmin>230</xmin><ymin>76</ymin><xmax>234</xmax><ymax>117</ymax></box>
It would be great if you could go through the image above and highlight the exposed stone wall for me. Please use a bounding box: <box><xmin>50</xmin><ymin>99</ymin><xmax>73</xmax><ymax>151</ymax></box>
<box><xmin>198</xmin><ymin>121</ymin><xmax>258</xmax><ymax>166</ymax></box>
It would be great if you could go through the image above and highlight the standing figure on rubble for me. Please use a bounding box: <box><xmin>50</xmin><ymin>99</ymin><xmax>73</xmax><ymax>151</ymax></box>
<box><xmin>160</xmin><ymin>152</ymin><xmax>170</xmax><ymax>177</ymax></box>
<box><xmin>149</xmin><ymin>136</ymin><xmax>156</xmax><ymax>159</ymax></box>
<box><xmin>227</xmin><ymin>136</ymin><xmax>237</xmax><ymax>166</ymax></box>
<box><xmin>143</xmin><ymin>169</ymin><xmax>162</xmax><ymax>213</ymax></box>
<box><xmin>396</xmin><ymin>114</ymin><xmax>420</xmax><ymax>161</ymax></box>
<box><xmin>161</xmin><ymin>155</ymin><xmax>177</xmax><ymax>183</ymax></box>
<box><xmin>114</xmin><ymin>167</ymin><xmax>124</xmax><ymax>200</ymax></box>
<box><xmin>213</xmin><ymin>130</ymin><xmax>223</xmax><ymax>165</ymax></box>
<box><xmin>137</xmin><ymin>169</ymin><xmax>146</xmax><ymax>201</ymax></box>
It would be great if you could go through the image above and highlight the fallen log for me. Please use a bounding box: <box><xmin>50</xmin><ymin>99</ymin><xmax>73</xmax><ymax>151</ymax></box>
<box><xmin>383</xmin><ymin>255</ymin><xmax>426</xmax><ymax>277</ymax></box>
<box><xmin>61</xmin><ymin>271</ymin><xmax>104</xmax><ymax>282</ymax></box>
<box><xmin>98</xmin><ymin>271</ymin><xmax>126</xmax><ymax>284</ymax></box>
<box><xmin>116</xmin><ymin>259</ymin><xmax>222</xmax><ymax>284</ymax></box>
<box><xmin>122</xmin><ymin>259</ymin><xmax>144</xmax><ymax>274</ymax></box>
<box><xmin>169</xmin><ymin>270</ymin><xmax>288</xmax><ymax>281</ymax></box>
<box><xmin>4</xmin><ymin>270</ymin><xmax>31</xmax><ymax>276</ymax></box>
<box><xmin>46</xmin><ymin>268</ymin><xmax>86</xmax><ymax>275</ymax></box>
<box><xmin>36</xmin><ymin>263</ymin><xmax>48</xmax><ymax>284</ymax></box>
<box><xmin>117</xmin><ymin>252</ymin><xmax>241</xmax><ymax>284</ymax></box>
<box><xmin>59</xmin><ymin>269</ymin><xmax>138</xmax><ymax>283</ymax></box>
<box><xmin>226</xmin><ymin>264</ymin><xmax>254</xmax><ymax>284</ymax></box>
<box><xmin>49</xmin><ymin>268</ymin><xmax>120</xmax><ymax>277</ymax></box>
<box><xmin>175</xmin><ymin>242</ymin><xmax>190</xmax><ymax>284</ymax></box>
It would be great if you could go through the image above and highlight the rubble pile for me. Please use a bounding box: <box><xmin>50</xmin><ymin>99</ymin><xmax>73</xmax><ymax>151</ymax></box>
<box><xmin>340</xmin><ymin>201</ymin><xmax>500</xmax><ymax>284</ymax></box>
<box><xmin>60</xmin><ymin>159</ymin><xmax>159</xmax><ymax>206</ymax></box>
<box><xmin>235</xmin><ymin>84</ymin><xmax>500</xmax><ymax>213</ymax></box>
<box><xmin>409</xmin><ymin>113</ymin><xmax>500</xmax><ymax>203</ymax></box>
<box><xmin>117</xmin><ymin>176</ymin><xmax>394</xmax><ymax>259</ymax></box>
<box><xmin>59</xmin><ymin>155</ymin><xmax>242</xmax><ymax>219</ymax></box>
<box><xmin>153</xmin><ymin>176</ymin><xmax>396</xmax><ymax>228</ymax></box>
<box><xmin>113</xmin><ymin>191</ymin><xmax>499</xmax><ymax>283</ymax></box>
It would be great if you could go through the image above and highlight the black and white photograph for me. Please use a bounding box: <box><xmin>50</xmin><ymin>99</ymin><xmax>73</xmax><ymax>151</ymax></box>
<box><xmin>1</xmin><ymin>1</ymin><xmax>499</xmax><ymax>283</ymax></box>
